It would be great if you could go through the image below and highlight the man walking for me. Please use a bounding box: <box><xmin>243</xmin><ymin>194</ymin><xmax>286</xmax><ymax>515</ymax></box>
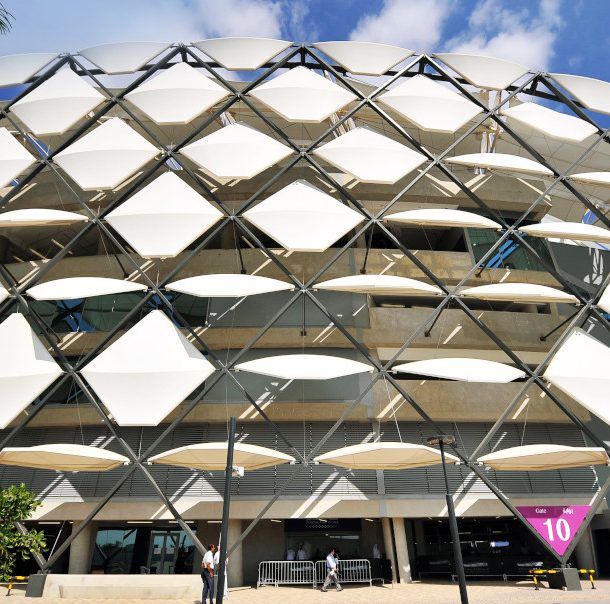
<box><xmin>201</xmin><ymin>543</ymin><xmax>216</xmax><ymax>604</ymax></box>
<box><xmin>321</xmin><ymin>546</ymin><xmax>342</xmax><ymax>592</ymax></box>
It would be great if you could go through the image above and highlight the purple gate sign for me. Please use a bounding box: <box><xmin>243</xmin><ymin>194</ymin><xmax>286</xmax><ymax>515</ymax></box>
<box><xmin>516</xmin><ymin>505</ymin><xmax>591</xmax><ymax>556</ymax></box>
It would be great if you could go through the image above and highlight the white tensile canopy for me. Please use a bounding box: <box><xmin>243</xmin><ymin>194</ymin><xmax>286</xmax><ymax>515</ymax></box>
<box><xmin>193</xmin><ymin>37</ymin><xmax>292</xmax><ymax>71</ymax></box>
<box><xmin>181</xmin><ymin>122</ymin><xmax>293</xmax><ymax>182</ymax></box>
<box><xmin>242</xmin><ymin>180</ymin><xmax>364</xmax><ymax>252</ymax></box>
<box><xmin>125</xmin><ymin>62</ymin><xmax>230</xmax><ymax>125</ymax></box>
<box><xmin>434</xmin><ymin>53</ymin><xmax>529</xmax><ymax>90</ymax></box>
<box><xmin>149</xmin><ymin>442</ymin><xmax>295</xmax><ymax>471</ymax></box>
<box><xmin>0</xmin><ymin>444</ymin><xmax>130</xmax><ymax>472</ymax></box>
<box><xmin>446</xmin><ymin>152</ymin><xmax>553</xmax><ymax>177</ymax></box>
<box><xmin>477</xmin><ymin>444</ymin><xmax>610</xmax><ymax>471</ymax></box>
<box><xmin>53</xmin><ymin>117</ymin><xmax>159</xmax><ymax>191</ymax></box>
<box><xmin>312</xmin><ymin>41</ymin><xmax>413</xmax><ymax>76</ymax></box>
<box><xmin>10</xmin><ymin>69</ymin><xmax>105</xmax><ymax>136</ymax></box>
<box><xmin>0</xmin><ymin>209</ymin><xmax>87</xmax><ymax>227</ymax></box>
<box><xmin>384</xmin><ymin>208</ymin><xmax>500</xmax><ymax>230</ymax></box>
<box><xmin>519</xmin><ymin>222</ymin><xmax>610</xmax><ymax>243</ymax></box>
<box><xmin>249</xmin><ymin>66</ymin><xmax>357</xmax><ymax>123</ymax></box>
<box><xmin>550</xmin><ymin>73</ymin><xmax>610</xmax><ymax>115</ymax></box>
<box><xmin>0</xmin><ymin>127</ymin><xmax>36</xmax><ymax>189</ymax></box>
<box><xmin>377</xmin><ymin>75</ymin><xmax>482</xmax><ymax>133</ymax></box>
<box><xmin>80</xmin><ymin>310</ymin><xmax>215</xmax><ymax>426</ymax></box>
<box><xmin>569</xmin><ymin>172</ymin><xmax>610</xmax><ymax>187</ymax></box>
<box><xmin>501</xmin><ymin>102</ymin><xmax>598</xmax><ymax>143</ymax></box>
<box><xmin>79</xmin><ymin>41</ymin><xmax>171</xmax><ymax>74</ymax></box>
<box><xmin>0</xmin><ymin>52</ymin><xmax>57</xmax><ymax>87</ymax></box>
<box><xmin>0</xmin><ymin>313</ymin><xmax>63</xmax><ymax>429</ymax></box>
<box><xmin>234</xmin><ymin>353</ymin><xmax>374</xmax><ymax>380</ymax></box>
<box><xmin>392</xmin><ymin>357</ymin><xmax>525</xmax><ymax>383</ymax></box>
<box><xmin>312</xmin><ymin>127</ymin><xmax>427</xmax><ymax>184</ymax></box>
<box><xmin>0</xmin><ymin>285</ymin><xmax>8</xmax><ymax>304</ymax></box>
<box><xmin>543</xmin><ymin>328</ymin><xmax>610</xmax><ymax>427</ymax></box>
<box><xmin>27</xmin><ymin>277</ymin><xmax>147</xmax><ymax>301</ymax></box>
<box><xmin>460</xmin><ymin>283</ymin><xmax>578</xmax><ymax>304</ymax></box>
<box><xmin>314</xmin><ymin>442</ymin><xmax>459</xmax><ymax>470</ymax></box>
<box><xmin>166</xmin><ymin>274</ymin><xmax>294</xmax><ymax>297</ymax></box>
<box><xmin>314</xmin><ymin>274</ymin><xmax>442</xmax><ymax>296</ymax></box>
<box><xmin>105</xmin><ymin>172</ymin><xmax>223</xmax><ymax>258</ymax></box>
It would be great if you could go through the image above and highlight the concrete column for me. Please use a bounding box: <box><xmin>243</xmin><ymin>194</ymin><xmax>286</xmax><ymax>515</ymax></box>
<box><xmin>575</xmin><ymin>526</ymin><xmax>597</xmax><ymax>571</ymax></box>
<box><xmin>381</xmin><ymin>518</ymin><xmax>397</xmax><ymax>584</ymax></box>
<box><xmin>192</xmin><ymin>520</ymin><xmax>207</xmax><ymax>574</ymax></box>
<box><xmin>68</xmin><ymin>521</ymin><xmax>97</xmax><ymax>574</ymax></box>
<box><xmin>227</xmin><ymin>519</ymin><xmax>244</xmax><ymax>587</ymax></box>
<box><xmin>392</xmin><ymin>517</ymin><xmax>412</xmax><ymax>583</ymax></box>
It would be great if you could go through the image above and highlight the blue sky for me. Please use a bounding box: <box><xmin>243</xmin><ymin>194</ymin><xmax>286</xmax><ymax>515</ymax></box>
<box><xmin>0</xmin><ymin>0</ymin><xmax>608</xmax><ymax>81</ymax></box>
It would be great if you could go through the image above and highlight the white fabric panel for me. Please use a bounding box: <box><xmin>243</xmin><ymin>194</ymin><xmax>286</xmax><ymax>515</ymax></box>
<box><xmin>501</xmin><ymin>102</ymin><xmax>597</xmax><ymax>143</ymax></box>
<box><xmin>149</xmin><ymin>442</ymin><xmax>294</xmax><ymax>471</ymax></box>
<box><xmin>0</xmin><ymin>127</ymin><xmax>36</xmax><ymax>189</ymax></box>
<box><xmin>0</xmin><ymin>209</ymin><xmax>87</xmax><ymax>227</ymax></box>
<box><xmin>27</xmin><ymin>277</ymin><xmax>147</xmax><ymax>301</ymax></box>
<box><xmin>478</xmin><ymin>444</ymin><xmax>609</xmax><ymax>471</ymax></box>
<box><xmin>384</xmin><ymin>208</ymin><xmax>500</xmax><ymax>229</ymax></box>
<box><xmin>181</xmin><ymin>122</ymin><xmax>292</xmax><ymax>181</ymax></box>
<box><xmin>520</xmin><ymin>222</ymin><xmax>610</xmax><ymax>243</ymax></box>
<box><xmin>81</xmin><ymin>310</ymin><xmax>215</xmax><ymax>426</ymax></box>
<box><xmin>0</xmin><ymin>285</ymin><xmax>8</xmax><ymax>304</ymax></box>
<box><xmin>10</xmin><ymin>69</ymin><xmax>105</xmax><ymax>136</ymax></box>
<box><xmin>166</xmin><ymin>274</ymin><xmax>294</xmax><ymax>297</ymax></box>
<box><xmin>0</xmin><ymin>314</ymin><xmax>63</xmax><ymax>429</ymax></box>
<box><xmin>393</xmin><ymin>357</ymin><xmax>525</xmax><ymax>383</ymax></box>
<box><xmin>551</xmin><ymin>73</ymin><xmax>610</xmax><ymax>115</ymax></box>
<box><xmin>192</xmin><ymin>37</ymin><xmax>292</xmax><ymax>71</ymax></box>
<box><xmin>314</xmin><ymin>274</ymin><xmax>442</xmax><ymax>296</ymax></box>
<box><xmin>0</xmin><ymin>53</ymin><xmax>58</xmax><ymax>87</ymax></box>
<box><xmin>314</xmin><ymin>442</ymin><xmax>458</xmax><ymax>470</ymax></box>
<box><xmin>544</xmin><ymin>329</ymin><xmax>610</xmax><ymax>427</ymax></box>
<box><xmin>312</xmin><ymin>41</ymin><xmax>413</xmax><ymax>75</ymax></box>
<box><xmin>597</xmin><ymin>282</ymin><xmax>610</xmax><ymax>314</ymax></box>
<box><xmin>434</xmin><ymin>53</ymin><xmax>529</xmax><ymax>90</ymax></box>
<box><xmin>460</xmin><ymin>282</ymin><xmax>578</xmax><ymax>304</ymax></box>
<box><xmin>242</xmin><ymin>180</ymin><xmax>364</xmax><ymax>252</ymax></box>
<box><xmin>235</xmin><ymin>353</ymin><xmax>374</xmax><ymax>380</ymax></box>
<box><xmin>312</xmin><ymin>127</ymin><xmax>427</xmax><ymax>184</ymax></box>
<box><xmin>446</xmin><ymin>152</ymin><xmax>553</xmax><ymax>177</ymax></box>
<box><xmin>105</xmin><ymin>172</ymin><xmax>223</xmax><ymax>258</ymax></box>
<box><xmin>377</xmin><ymin>74</ymin><xmax>482</xmax><ymax>133</ymax></box>
<box><xmin>125</xmin><ymin>62</ymin><xmax>230</xmax><ymax>125</ymax></box>
<box><xmin>79</xmin><ymin>41</ymin><xmax>170</xmax><ymax>74</ymax></box>
<box><xmin>0</xmin><ymin>444</ymin><xmax>130</xmax><ymax>472</ymax></box>
<box><xmin>249</xmin><ymin>66</ymin><xmax>357</xmax><ymax>123</ymax></box>
<box><xmin>54</xmin><ymin>117</ymin><xmax>159</xmax><ymax>191</ymax></box>
<box><xmin>570</xmin><ymin>172</ymin><xmax>610</xmax><ymax>187</ymax></box>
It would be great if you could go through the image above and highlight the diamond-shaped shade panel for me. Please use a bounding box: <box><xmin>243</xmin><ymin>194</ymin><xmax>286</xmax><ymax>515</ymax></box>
<box><xmin>0</xmin><ymin>285</ymin><xmax>9</xmax><ymax>304</ymax></box>
<box><xmin>0</xmin><ymin>209</ymin><xmax>87</xmax><ymax>227</ymax></box>
<box><xmin>501</xmin><ymin>102</ymin><xmax>597</xmax><ymax>143</ymax></box>
<box><xmin>10</xmin><ymin>69</ymin><xmax>106</xmax><ymax>136</ymax></box>
<box><xmin>27</xmin><ymin>277</ymin><xmax>147</xmax><ymax>301</ymax></box>
<box><xmin>460</xmin><ymin>283</ymin><xmax>578</xmax><ymax>304</ymax></box>
<box><xmin>313</xmin><ymin>127</ymin><xmax>427</xmax><ymax>184</ymax></box>
<box><xmin>166</xmin><ymin>274</ymin><xmax>294</xmax><ymax>297</ymax></box>
<box><xmin>393</xmin><ymin>358</ymin><xmax>525</xmax><ymax>383</ymax></box>
<box><xmin>446</xmin><ymin>152</ymin><xmax>553</xmax><ymax>177</ymax></box>
<box><xmin>519</xmin><ymin>222</ymin><xmax>610</xmax><ymax>243</ymax></box>
<box><xmin>434</xmin><ymin>53</ymin><xmax>529</xmax><ymax>90</ymax></box>
<box><xmin>0</xmin><ymin>127</ymin><xmax>36</xmax><ymax>188</ymax></box>
<box><xmin>569</xmin><ymin>172</ymin><xmax>610</xmax><ymax>187</ymax></box>
<box><xmin>313</xmin><ymin>41</ymin><xmax>413</xmax><ymax>76</ymax></box>
<box><xmin>378</xmin><ymin>74</ymin><xmax>483</xmax><ymax>133</ymax></box>
<box><xmin>81</xmin><ymin>310</ymin><xmax>215</xmax><ymax>426</ymax></box>
<box><xmin>0</xmin><ymin>53</ymin><xmax>58</xmax><ymax>87</ymax></box>
<box><xmin>125</xmin><ymin>62</ymin><xmax>231</xmax><ymax>125</ymax></box>
<box><xmin>384</xmin><ymin>208</ymin><xmax>501</xmax><ymax>229</ymax></box>
<box><xmin>550</xmin><ymin>73</ymin><xmax>610</xmax><ymax>115</ymax></box>
<box><xmin>79</xmin><ymin>41</ymin><xmax>171</xmax><ymax>74</ymax></box>
<box><xmin>193</xmin><ymin>37</ymin><xmax>292</xmax><ymax>71</ymax></box>
<box><xmin>53</xmin><ymin>117</ymin><xmax>159</xmax><ymax>191</ymax></box>
<box><xmin>181</xmin><ymin>123</ymin><xmax>293</xmax><ymax>182</ymax></box>
<box><xmin>242</xmin><ymin>180</ymin><xmax>365</xmax><ymax>252</ymax></box>
<box><xmin>249</xmin><ymin>66</ymin><xmax>357</xmax><ymax>123</ymax></box>
<box><xmin>0</xmin><ymin>313</ymin><xmax>63</xmax><ymax>429</ymax></box>
<box><xmin>105</xmin><ymin>172</ymin><xmax>224</xmax><ymax>258</ymax></box>
<box><xmin>315</xmin><ymin>275</ymin><xmax>442</xmax><ymax>296</ymax></box>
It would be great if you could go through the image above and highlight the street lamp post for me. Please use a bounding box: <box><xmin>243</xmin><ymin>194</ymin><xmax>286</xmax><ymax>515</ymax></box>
<box><xmin>427</xmin><ymin>435</ymin><xmax>469</xmax><ymax>604</ymax></box>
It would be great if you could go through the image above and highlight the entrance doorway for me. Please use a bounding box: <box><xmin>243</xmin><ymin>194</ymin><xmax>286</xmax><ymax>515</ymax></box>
<box><xmin>147</xmin><ymin>530</ymin><xmax>194</xmax><ymax>574</ymax></box>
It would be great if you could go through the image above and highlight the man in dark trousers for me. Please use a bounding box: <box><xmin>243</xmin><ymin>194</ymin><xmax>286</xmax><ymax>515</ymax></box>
<box><xmin>201</xmin><ymin>543</ymin><xmax>216</xmax><ymax>604</ymax></box>
<box><xmin>321</xmin><ymin>546</ymin><xmax>342</xmax><ymax>592</ymax></box>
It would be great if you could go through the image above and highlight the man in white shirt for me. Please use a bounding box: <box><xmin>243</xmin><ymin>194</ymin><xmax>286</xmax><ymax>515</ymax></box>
<box><xmin>201</xmin><ymin>543</ymin><xmax>216</xmax><ymax>604</ymax></box>
<box><xmin>296</xmin><ymin>543</ymin><xmax>307</xmax><ymax>561</ymax></box>
<box><xmin>286</xmin><ymin>547</ymin><xmax>296</xmax><ymax>561</ymax></box>
<box><xmin>321</xmin><ymin>547</ymin><xmax>342</xmax><ymax>592</ymax></box>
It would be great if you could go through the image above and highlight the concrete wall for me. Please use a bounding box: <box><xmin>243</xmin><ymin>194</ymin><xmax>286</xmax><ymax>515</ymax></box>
<box><xmin>241</xmin><ymin>520</ymin><xmax>285</xmax><ymax>585</ymax></box>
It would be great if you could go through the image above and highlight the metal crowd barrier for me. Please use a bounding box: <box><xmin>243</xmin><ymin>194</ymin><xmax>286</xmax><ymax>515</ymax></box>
<box><xmin>257</xmin><ymin>561</ymin><xmax>315</xmax><ymax>588</ymax></box>
<box><xmin>314</xmin><ymin>559</ymin><xmax>372</xmax><ymax>587</ymax></box>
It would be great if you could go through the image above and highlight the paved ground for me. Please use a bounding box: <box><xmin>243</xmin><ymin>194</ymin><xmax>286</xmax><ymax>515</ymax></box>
<box><xmin>2</xmin><ymin>580</ymin><xmax>610</xmax><ymax>603</ymax></box>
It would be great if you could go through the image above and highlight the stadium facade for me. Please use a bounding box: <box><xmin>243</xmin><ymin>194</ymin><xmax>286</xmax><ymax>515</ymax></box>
<box><xmin>0</xmin><ymin>39</ymin><xmax>610</xmax><ymax>588</ymax></box>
